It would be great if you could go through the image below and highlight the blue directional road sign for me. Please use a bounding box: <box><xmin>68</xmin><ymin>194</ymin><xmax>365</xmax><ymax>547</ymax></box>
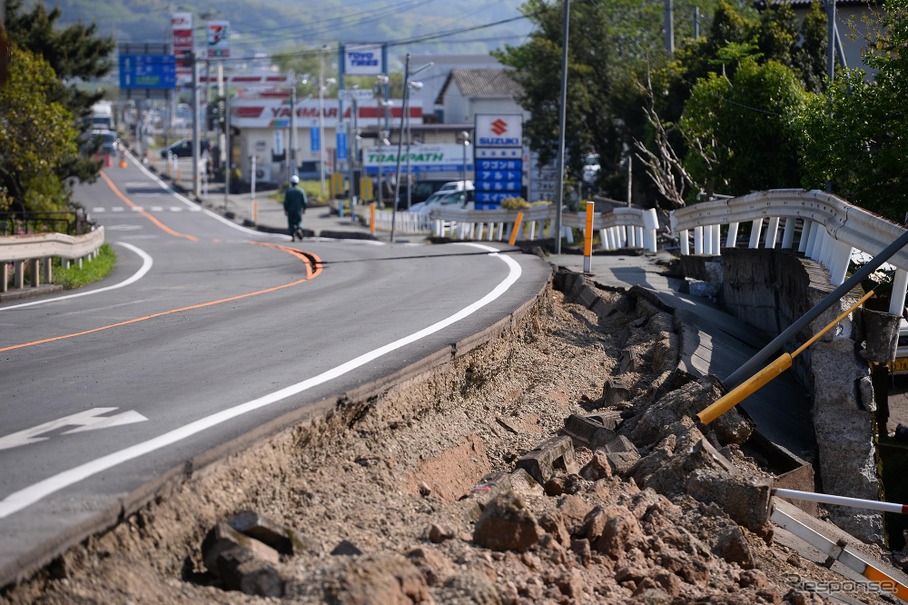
<box><xmin>119</xmin><ymin>54</ymin><xmax>177</xmax><ymax>90</ymax></box>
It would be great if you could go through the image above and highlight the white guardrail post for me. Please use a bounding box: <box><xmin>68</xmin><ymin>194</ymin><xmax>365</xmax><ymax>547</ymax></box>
<box><xmin>0</xmin><ymin>227</ymin><xmax>105</xmax><ymax>293</ymax></box>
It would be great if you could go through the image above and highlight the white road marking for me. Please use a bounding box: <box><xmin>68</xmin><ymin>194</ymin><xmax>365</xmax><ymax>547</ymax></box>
<box><xmin>0</xmin><ymin>408</ymin><xmax>148</xmax><ymax>451</ymax></box>
<box><xmin>0</xmin><ymin>242</ymin><xmax>153</xmax><ymax>311</ymax></box>
<box><xmin>0</xmin><ymin>244</ymin><xmax>521</xmax><ymax>518</ymax></box>
<box><xmin>105</xmin><ymin>224</ymin><xmax>143</xmax><ymax>231</ymax></box>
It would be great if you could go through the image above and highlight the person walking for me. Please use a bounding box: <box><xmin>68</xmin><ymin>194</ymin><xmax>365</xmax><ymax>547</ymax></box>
<box><xmin>283</xmin><ymin>175</ymin><xmax>308</xmax><ymax>241</ymax></box>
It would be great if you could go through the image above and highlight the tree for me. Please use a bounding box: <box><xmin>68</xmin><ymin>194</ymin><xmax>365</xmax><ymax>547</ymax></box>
<box><xmin>5</xmin><ymin>0</ymin><xmax>114</xmax><ymax>122</ymax></box>
<box><xmin>496</xmin><ymin>0</ymin><xmax>698</xmax><ymax>202</ymax></box>
<box><xmin>4</xmin><ymin>0</ymin><xmax>114</xmax><ymax>188</ymax></box>
<box><xmin>0</xmin><ymin>42</ymin><xmax>79</xmax><ymax>214</ymax></box>
<box><xmin>680</xmin><ymin>56</ymin><xmax>808</xmax><ymax>195</ymax></box>
<box><xmin>795</xmin><ymin>0</ymin><xmax>908</xmax><ymax>222</ymax></box>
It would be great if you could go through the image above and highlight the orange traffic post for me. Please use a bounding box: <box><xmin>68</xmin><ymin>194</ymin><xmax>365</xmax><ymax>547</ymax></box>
<box><xmin>583</xmin><ymin>202</ymin><xmax>595</xmax><ymax>273</ymax></box>
<box><xmin>698</xmin><ymin>288</ymin><xmax>876</xmax><ymax>425</ymax></box>
<box><xmin>369</xmin><ymin>202</ymin><xmax>376</xmax><ymax>234</ymax></box>
<box><xmin>509</xmin><ymin>212</ymin><xmax>525</xmax><ymax>246</ymax></box>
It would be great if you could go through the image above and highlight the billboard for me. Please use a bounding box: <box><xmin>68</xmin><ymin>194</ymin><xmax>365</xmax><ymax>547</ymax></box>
<box><xmin>119</xmin><ymin>54</ymin><xmax>176</xmax><ymax>90</ymax></box>
<box><xmin>474</xmin><ymin>114</ymin><xmax>523</xmax><ymax>148</ymax></box>
<box><xmin>171</xmin><ymin>12</ymin><xmax>193</xmax><ymax>84</ymax></box>
<box><xmin>473</xmin><ymin>114</ymin><xmax>525</xmax><ymax>208</ymax></box>
<box><xmin>362</xmin><ymin>145</ymin><xmax>471</xmax><ymax>176</ymax></box>
<box><xmin>207</xmin><ymin>21</ymin><xmax>230</xmax><ymax>59</ymax></box>
<box><xmin>343</xmin><ymin>44</ymin><xmax>383</xmax><ymax>76</ymax></box>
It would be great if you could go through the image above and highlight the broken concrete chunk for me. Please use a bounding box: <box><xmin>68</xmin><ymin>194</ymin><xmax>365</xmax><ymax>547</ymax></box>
<box><xmin>473</xmin><ymin>491</ymin><xmax>544</xmax><ymax>552</ymax></box>
<box><xmin>600</xmin><ymin>434</ymin><xmax>637</xmax><ymax>455</ymax></box>
<box><xmin>603</xmin><ymin>377</ymin><xmax>632</xmax><ymax>407</ymax></box>
<box><xmin>605</xmin><ymin>450</ymin><xmax>640</xmax><ymax>476</ymax></box>
<box><xmin>217</xmin><ymin>547</ymin><xmax>285</xmax><ymax>597</ymax></box>
<box><xmin>228</xmin><ymin>510</ymin><xmax>301</xmax><ymax>555</ymax></box>
<box><xmin>516</xmin><ymin>435</ymin><xmax>579</xmax><ymax>485</ymax></box>
<box><xmin>331</xmin><ymin>540</ymin><xmax>363</xmax><ymax>557</ymax></box>
<box><xmin>202</xmin><ymin>522</ymin><xmax>280</xmax><ymax>575</ymax></box>
<box><xmin>685</xmin><ymin>469</ymin><xmax>771</xmax><ymax>533</ymax></box>
<box><xmin>561</xmin><ymin>414</ymin><xmax>617</xmax><ymax>448</ymax></box>
<box><xmin>579</xmin><ymin>450</ymin><xmax>612</xmax><ymax>481</ymax></box>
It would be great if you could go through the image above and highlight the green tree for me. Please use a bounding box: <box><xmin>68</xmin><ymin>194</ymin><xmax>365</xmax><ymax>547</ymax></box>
<box><xmin>5</xmin><ymin>0</ymin><xmax>114</xmax><ymax>122</ymax></box>
<box><xmin>680</xmin><ymin>57</ymin><xmax>808</xmax><ymax>195</ymax></box>
<box><xmin>496</xmin><ymin>0</ymin><xmax>703</xmax><ymax>201</ymax></box>
<box><xmin>795</xmin><ymin>0</ymin><xmax>908</xmax><ymax>222</ymax></box>
<box><xmin>0</xmin><ymin>42</ymin><xmax>79</xmax><ymax>213</ymax></box>
<box><xmin>5</xmin><ymin>0</ymin><xmax>114</xmax><ymax>187</ymax></box>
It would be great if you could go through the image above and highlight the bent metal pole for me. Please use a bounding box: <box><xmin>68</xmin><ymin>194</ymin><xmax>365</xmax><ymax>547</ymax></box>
<box><xmin>698</xmin><ymin>288</ymin><xmax>876</xmax><ymax>424</ymax></box>
<box><xmin>724</xmin><ymin>227</ymin><xmax>908</xmax><ymax>389</ymax></box>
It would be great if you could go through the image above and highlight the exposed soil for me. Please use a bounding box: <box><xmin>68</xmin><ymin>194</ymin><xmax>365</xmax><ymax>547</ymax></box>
<box><xmin>0</xmin><ymin>272</ymin><xmax>896</xmax><ymax>604</ymax></box>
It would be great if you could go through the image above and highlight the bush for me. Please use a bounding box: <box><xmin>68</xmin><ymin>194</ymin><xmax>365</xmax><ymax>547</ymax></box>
<box><xmin>53</xmin><ymin>243</ymin><xmax>116</xmax><ymax>289</ymax></box>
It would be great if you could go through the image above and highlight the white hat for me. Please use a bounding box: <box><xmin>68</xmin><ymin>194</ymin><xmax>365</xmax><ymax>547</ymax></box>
<box><xmin>290</xmin><ymin>175</ymin><xmax>299</xmax><ymax>184</ymax></box>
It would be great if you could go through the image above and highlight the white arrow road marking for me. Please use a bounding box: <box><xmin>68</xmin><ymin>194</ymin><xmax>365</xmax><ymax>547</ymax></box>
<box><xmin>0</xmin><ymin>408</ymin><xmax>148</xmax><ymax>451</ymax></box>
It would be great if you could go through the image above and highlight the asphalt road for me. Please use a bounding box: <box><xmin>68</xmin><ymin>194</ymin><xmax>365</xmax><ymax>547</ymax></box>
<box><xmin>0</xmin><ymin>160</ymin><xmax>552</xmax><ymax>585</ymax></box>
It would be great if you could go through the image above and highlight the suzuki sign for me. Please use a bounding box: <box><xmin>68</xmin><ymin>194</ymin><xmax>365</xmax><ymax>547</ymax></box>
<box><xmin>475</xmin><ymin>114</ymin><xmax>523</xmax><ymax>147</ymax></box>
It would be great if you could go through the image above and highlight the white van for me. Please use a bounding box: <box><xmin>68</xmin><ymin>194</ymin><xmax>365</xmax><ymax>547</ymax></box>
<box><xmin>436</xmin><ymin>180</ymin><xmax>474</xmax><ymax>194</ymax></box>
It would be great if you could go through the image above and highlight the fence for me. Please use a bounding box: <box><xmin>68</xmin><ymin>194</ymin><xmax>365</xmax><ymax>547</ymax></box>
<box><xmin>370</xmin><ymin>204</ymin><xmax>659</xmax><ymax>253</ymax></box>
<box><xmin>0</xmin><ymin>227</ymin><xmax>105</xmax><ymax>293</ymax></box>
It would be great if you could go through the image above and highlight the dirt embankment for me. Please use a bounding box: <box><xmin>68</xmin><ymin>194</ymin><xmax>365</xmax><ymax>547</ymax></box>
<box><xmin>1</xmin><ymin>273</ymin><xmax>891</xmax><ymax>604</ymax></box>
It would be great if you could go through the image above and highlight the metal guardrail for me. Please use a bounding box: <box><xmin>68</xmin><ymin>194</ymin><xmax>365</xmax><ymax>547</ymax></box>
<box><xmin>425</xmin><ymin>205</ymin><xmax>659</xmax><ymax>252</ymax></box>
<box><xmin>0</xmin><ymin>227</ymin><xmax>105</xmax><ymax>293</ymax></box>
<box><xmin>669</xmin><ymin>189</ymin><xmax>908</xmax><ymax>315</ymax></box>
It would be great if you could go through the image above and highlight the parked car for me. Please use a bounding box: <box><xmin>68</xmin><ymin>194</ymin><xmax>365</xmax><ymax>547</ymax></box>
<box><xmin>80</xmin><ymin>129</ymin><xmax>119</xmax><ymax>157</ymax></box>
<box><xmin>409</xmin><ymin>189</ymin><xmax>475</xmax><ymax>214</ymax></box>
<box><xmin>159</xmin><ymin>138</ymin><xmax>210</xmax><ymax>158</ymax></box>
<box><xmin>391</xmin><ymin>179</ymin><xmax>474</xmax><ymax>209</ymax></box>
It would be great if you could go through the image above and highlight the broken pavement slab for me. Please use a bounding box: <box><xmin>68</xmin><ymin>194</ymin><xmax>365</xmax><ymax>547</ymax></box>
<box><xmin>515</xmin><ymin>435</ymin><xmax>579</xmax><ymax>485</ymax></box>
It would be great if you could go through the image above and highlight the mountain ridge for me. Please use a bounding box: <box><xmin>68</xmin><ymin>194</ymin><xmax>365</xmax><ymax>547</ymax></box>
<box><xmin>21</xmin><ymin>0</ymin><xmax>532</xmax><ymax>60</ymax></box>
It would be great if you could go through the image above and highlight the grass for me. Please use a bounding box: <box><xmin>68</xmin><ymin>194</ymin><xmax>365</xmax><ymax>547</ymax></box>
<box><xmin>53</xmin><ymin>243</ymin><xmax>116</xmax><ymax>289</ymax></box>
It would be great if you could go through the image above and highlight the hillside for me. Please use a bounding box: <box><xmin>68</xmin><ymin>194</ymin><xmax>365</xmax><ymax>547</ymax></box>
<box><xmin>21</xmin><ymin>0</ymin><xmax>532</xmax><ymax>61</ymax></box>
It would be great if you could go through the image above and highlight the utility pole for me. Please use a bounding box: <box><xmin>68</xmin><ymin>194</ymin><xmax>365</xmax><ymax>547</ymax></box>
<box><xmin>289</xmin><ymin>73</ymin><xmax>297</xmax><ymax>185</ymax></box>
<box><xmin>554</xmin><ymin>0</ymin><xmax>570</xmax><ymax>254</ymax></box>
<box><xmin>664</xmin><ymin>0</ymin><xmax>674</xmax><ymax>54</ymax></box>
<box><xmin>191</xmin><ymin>50</ymin><xmax>201</xmax><ymax>198</ymax></box>
<box><xmin>319</xmin><ymin>46</ymin><xmax>327</xmax><ymax>198</ymax></box>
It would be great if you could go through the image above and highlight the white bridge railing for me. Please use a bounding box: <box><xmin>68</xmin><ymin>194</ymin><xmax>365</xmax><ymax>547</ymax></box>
<box><xmin>670</xmin><ymin>189</ymin><xmax>908</xmax><ymax>315</ymax></box>
<box><xmin>410</xmin><ymin>204</ymin><xmax>659</xmax><ymax>253</ymax></box>
<box><xmin>0</xmin><ymin>227</ymin><xmax>105</xmax><ymax>293</ymax></box>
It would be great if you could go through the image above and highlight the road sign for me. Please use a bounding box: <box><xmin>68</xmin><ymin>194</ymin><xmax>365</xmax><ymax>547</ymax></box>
<box><xmin>119</xmin><ymin>54</ymin><xmax>177</xmax><ymax>90</ymax></box>
<box><xmin>339</xmin><ymin>88</ymin><xmax>374</xmax><ymax>101</ymax></box>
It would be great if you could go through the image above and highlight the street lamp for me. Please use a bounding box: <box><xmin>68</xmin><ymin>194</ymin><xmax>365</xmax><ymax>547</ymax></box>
<box><xmin>392</xmin><ymin>54</ymin><xmax>433</xmax><ymax>216</ymax></box>
<box><xmin>459</xmin><ymin>130</ymin><xmax>471</xmax><ymax>190</ymax></box>
<box><xmin>376</xmin><ymin>130</ymin><xmax>390</xmax><ymax>210</ymax></box>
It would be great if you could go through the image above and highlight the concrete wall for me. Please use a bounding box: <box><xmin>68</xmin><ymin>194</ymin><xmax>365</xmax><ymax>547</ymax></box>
<box><xmin>684</xmin><ymin>248</ymin><xmax>883</xmax><ymax>543</ymax></box>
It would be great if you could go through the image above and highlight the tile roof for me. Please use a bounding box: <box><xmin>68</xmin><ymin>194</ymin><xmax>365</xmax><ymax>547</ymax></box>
<box><xmin>435</xmin><ymin>68</ymin><xmax>522</xmax><ymax>105</ymax></box>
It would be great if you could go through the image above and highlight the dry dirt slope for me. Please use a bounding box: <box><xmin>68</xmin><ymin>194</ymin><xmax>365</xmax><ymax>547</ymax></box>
<box><xmin>0</xmin><ymin>271</ymin><xmax>897</xmax><ymax>604</ymax></box>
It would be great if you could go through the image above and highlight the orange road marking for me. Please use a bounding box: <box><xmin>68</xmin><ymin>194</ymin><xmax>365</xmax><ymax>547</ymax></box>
<box><xmin>0</xmin><ymin>246</ymin><xmax>323</xmax><ymax>353</ymax></box>
<box><xmin>99</xmin><ymin>171</ymin><xmax>199</xmax><ymax>242</ymax></box>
